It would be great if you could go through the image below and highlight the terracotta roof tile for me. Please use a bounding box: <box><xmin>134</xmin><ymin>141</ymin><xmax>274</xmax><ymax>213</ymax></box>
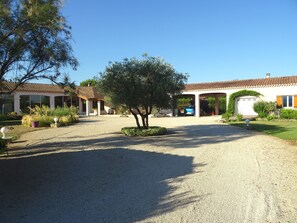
<box><xmin>0</xmin><ymin>82</ymin><xmax>104</xmax><ymax>100</ymax></box>
<box><xmin>76</xmin><ymin>86</ymin><xmax>104</xmax><ymax>100</ymax></box>
<box><xmin>185</xmin><ymin>75</ymin><xmax>297</xmax><ymax>91</ymax></box>
<box><xmin>0</xmin><ymin>82</ymin><xmax>64</xmax><ymax>93</ymax></box>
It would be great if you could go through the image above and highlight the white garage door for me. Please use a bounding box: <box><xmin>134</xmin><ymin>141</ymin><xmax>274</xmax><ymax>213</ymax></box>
<box><xmin>236</xmin><ymin>97</ymin><xmax>258</xmax><ymax>116</ymax></box>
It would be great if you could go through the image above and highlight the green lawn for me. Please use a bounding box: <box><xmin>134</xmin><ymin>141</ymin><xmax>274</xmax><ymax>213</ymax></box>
<box><xmin>230</xmin><ymin>120</ymin><xmax>297</xmax><ymax>140</ymax></box>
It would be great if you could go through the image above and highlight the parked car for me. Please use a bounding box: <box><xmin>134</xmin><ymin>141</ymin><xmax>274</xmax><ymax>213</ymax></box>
<box><xmin>184</xmin><ymin>105</ymin><xmax>195</xmax><ymax>116</ymax></box>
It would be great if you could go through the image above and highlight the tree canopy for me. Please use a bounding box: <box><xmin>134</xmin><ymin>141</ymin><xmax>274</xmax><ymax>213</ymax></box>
<box><xmin>98</xmin><ymin>55</ymin><xmax>188</xmax><ymax>128</ymax></box>
<box><xmin>80</xmin><ymin>78</ymin><xmax>97</xmax><ymax>87</ymax></box>
<box><xmin>0</xmin><ymin>0</ymin><xmax>78</xmax><ymax>91</ymax></box>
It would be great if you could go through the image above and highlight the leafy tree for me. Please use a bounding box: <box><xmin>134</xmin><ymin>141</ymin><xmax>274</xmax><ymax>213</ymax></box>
<box><xmin>80</xmin><ymin>78</ymin><xmax>97</xmax><ymax>87</ymax></box>
<box><xmin>98</xmin><ymin>55</ymin><xmax>188</xmax><ymax>129</ymax></box>
<box><xmin>0</xmin><ymin>0</ymin><xmax>78</xmax><ymax>92</ymax></box>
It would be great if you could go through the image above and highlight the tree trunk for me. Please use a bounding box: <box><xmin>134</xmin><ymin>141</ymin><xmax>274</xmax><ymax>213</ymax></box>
<box><xmin>130</xmin><ymin>108</ymin><xmax>141</xmax><ymax>128</ymax></box>
<box><xmin>145</xmin><ymin>114</ymin><xmax>149</xmax><ymax>128</ymax></box>
<box><xmin>141</xmin><ymin>115</ymin><xmax>147</xmax><ymax>129</ymax></box>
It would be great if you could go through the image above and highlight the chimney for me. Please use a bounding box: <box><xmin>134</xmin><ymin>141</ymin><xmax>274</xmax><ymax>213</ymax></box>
<box><xmin>266</xmin><ymin>73</ymin><xmax>270</xmax><ymax>78</ymax></box>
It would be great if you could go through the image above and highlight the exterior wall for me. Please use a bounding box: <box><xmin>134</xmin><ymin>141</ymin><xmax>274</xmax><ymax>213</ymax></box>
<box><xmin>13</xmin><ymin>91</ymin><xmax>65</xmax><ymax>114</ymax></box>
<box><xmin>183</xmin><ymin>85</ymin><xmax>297</xmax><ymax>117</ymax></box>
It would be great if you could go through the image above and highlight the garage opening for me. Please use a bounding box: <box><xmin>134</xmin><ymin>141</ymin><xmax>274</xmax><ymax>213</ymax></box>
<box><xmin>199</xmin><ymin>93</ymin><xmax>226</xmax><ymax>116</ymax></box>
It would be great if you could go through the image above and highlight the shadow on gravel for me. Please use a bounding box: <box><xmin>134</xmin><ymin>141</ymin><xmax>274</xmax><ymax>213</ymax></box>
<box><xmin>6</xmin><ymin>124</ymin><xmax>251</xmax><ymax>158</ymax></box>
<box><xmin>0</xmin><ymin>148</ymin><xmax>205</xmax><ymax>222</ymax></box>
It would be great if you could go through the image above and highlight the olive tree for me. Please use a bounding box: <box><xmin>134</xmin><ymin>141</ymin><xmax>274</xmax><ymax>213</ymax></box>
<box><xmin>0</xmin><ymin>0</ymin><xmax>78</xmax><ymax>91</ymax></box>
<box><xmin>98</xmin><ymin>55</ymin><xmax>188</xmax><ymax>129</ymax></box>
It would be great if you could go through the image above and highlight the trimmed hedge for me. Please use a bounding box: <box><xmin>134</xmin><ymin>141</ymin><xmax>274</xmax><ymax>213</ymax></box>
<box><xmin>121</xmin><ymin>126</ymin><xmax>167</xmax><ymax>136</ymax></box>
<box><xmin>227</xmin><ymin>90</ymin><xmax>261</xmax><ymax>115</ymax></box>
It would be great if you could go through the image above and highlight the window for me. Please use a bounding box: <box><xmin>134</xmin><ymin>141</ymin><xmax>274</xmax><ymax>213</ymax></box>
<box><xmin>55</xmin><ymin>96</ymin><xmax>79</xmax><ymax>108</ymax></box>
<box><xmin>282</xmin><ymin>95</ymin><xmax>293</xmax><ymax>108</ymax></box>
<box><xmin>0</xmin><ymin>94</ymin><xmax>14</xmax><ymax>114</ymax></box>
<box><xmin>20</xmin><ymin>95</ymin><xmax>50</xmax><ymax>113</ymax></box>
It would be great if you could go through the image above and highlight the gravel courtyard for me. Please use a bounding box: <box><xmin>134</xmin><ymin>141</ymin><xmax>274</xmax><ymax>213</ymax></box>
<box><xmin>0</xmin><ymin>116</ymin><xmax>296</xmax><ymax>223</ymax></box>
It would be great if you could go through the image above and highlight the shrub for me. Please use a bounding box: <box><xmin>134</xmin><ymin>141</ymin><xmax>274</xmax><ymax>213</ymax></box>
<box><xmin>7</xmin><ymin>112</ymin><xmax>22</xmax><ymax>120</ymax></box>
<box><xmin>28</xmin><ymin>105</ymin><xmax>52</xmax><ymax>116</ymax></box>
<box><xmin>266</xmin><ymin>115</ymin><xmax>275</xmax><ymax>121</ymax></box>
<box><xmin>222</xmin><ymin>112</ymin><xmax>232</xmax><ymax>122</ymax></box>
<box><xmin>280</xmin><ymin>109</ymin><xmax>297</xmax><ymax>119</ymax></box>
<box><xmin>0</xmin><ymin>114</ymin><xmax>7</xmax><ymax>121</ymax></box>
<box><xmin>0</xmin><ymin>138</ymin><xmax>7</xmax><ymax>153</ymax></box>
<box><xmin>52</xmin><ymin>106</ymin><xmax>78</xmax><ymax>117</ymax></box>
<box><xmin>59</xmin><ymin>116</ymin><xmax>73</xmax><ymax>126</ymax></box>
<box><xmin>22</xmin><ymin>106</ymin><xmax>79</xmax><ymax>127</ymax></box>
<box><xmin>253</xmin><ymin>101</ymin><xmax>275</xmax><ymax>118</ymax></box>
<box><xmin>236</xmin><ymin>113</ymin><xmax>243</xmax><ymax>122</ymax></box>
<box><xmin>37</xmin><ymin>116</ymin><xmax>54</xmax><ymax>127</ymax></box>
<box><xmin>22</xmin><ymin>115</ymin><xmax>35</xmax><ymax>127</ymax></box>
<box><xmin>121</xmin><ymin>126</ymin><xmax>167</xmax><ymax>136</ymax></box>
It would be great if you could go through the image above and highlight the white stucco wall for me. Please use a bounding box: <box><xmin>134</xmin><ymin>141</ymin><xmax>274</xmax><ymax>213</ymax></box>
<box><xmin>183</xmin><ymin>84</ymin><xmax>297</xmax><ymax>117</ymax></box>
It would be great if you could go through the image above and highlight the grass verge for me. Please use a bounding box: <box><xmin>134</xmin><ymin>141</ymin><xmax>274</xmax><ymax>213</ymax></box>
<box><xmin>230</xmin><ymin>120</ymin><xmax>297</xmax><ymax>140</ymax></box>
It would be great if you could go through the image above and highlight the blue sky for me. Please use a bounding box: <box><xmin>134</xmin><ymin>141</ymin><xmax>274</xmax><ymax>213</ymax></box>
<box><xmin>62</xmin><ymin>0</ymin><xmax>297</xmax><ymax>85</ymax></box>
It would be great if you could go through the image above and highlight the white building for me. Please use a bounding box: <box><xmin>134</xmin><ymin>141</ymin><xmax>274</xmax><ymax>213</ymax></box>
<box><xmin>183</xmin><ymin>74</ymin><xmax>297</xmax><ymax>117</ymax></box>
<box><xmin>0</xmin><ymin>82</ymin><xmax>109</xmax><ymax>116</ymax></box>
<box><xmin>1</xmin><ymin>74</ymin><xmax>297</xmax><ymax>117</ymax></box>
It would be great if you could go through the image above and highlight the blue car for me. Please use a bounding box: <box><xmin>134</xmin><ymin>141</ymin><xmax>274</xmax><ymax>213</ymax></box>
<box><xmin>184</xmin><ymin>105</ymin><xmax>195</xmax><ymax>116</ymax></box>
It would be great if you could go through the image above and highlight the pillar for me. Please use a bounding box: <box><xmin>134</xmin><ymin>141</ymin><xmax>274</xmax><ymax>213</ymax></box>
<box><xmin>195</xmin><ymin>93</ymin><xmax>200</xmax><ymax>118</ymax></box>
<box><xmin>78</xmin><ymin>98</ymin><xmax>83</xmax><ymax>114</ymax></box>
<box><xmin>13</xmin><ymin>93</ymin><xmax>20</xmax><ymax>114</ymax></box>
<box><xmin>97</xmin><ymin>100</ymin><xmax>101</xmax><ymax>116</ymax></box>
<box><xmin>86</xmin><ymin>99</ymin><xmax>90</xmax><ymax>116</ymax></box>
<box><xmin>50</xmin><ymin>96</ymin><xmax>55</xmax><ymax>109</ymax></box>
<box><xmin>215</xmin><ymin>96</ymin><xmax>219</xmax><ymax>115</ymax></box>
<box><xmin>226</xmin><ymin>94</ymin><xmax>229</xmax><ymax>112</ymax></box>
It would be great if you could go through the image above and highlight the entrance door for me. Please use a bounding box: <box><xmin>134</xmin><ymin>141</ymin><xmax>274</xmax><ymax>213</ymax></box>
<box><xmin>236</xmin><ymin>96</ymin><xmax>258</xmax><ymax>116</ymax></box>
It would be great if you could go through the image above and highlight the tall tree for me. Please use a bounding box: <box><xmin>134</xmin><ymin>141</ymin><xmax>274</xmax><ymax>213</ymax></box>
<box><xmin>98</xmin><ymin>55</ymin><xmax>188</xmax><ymax>128</ymax></box>
<box><xmin>80</xmin><ymin>78</ymin><xmax>97</xmax><ymax>87</ymax></box>
<box><xmin>0</xmin><ymin>0</ymin><xmax>78</xmax><ymax>91</ymax></box>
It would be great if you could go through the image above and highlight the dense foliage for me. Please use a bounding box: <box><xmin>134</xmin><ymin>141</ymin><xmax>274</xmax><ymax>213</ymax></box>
<box><xmin>177</xmin><ymin>97</ymin><xmax>191</xmax><ymax>109</ymax></box>
<box><xmin>227</xmin><ymin>90</ymin><xmax>261</xmax><ymax>115</ymax></box>
<box><xmin>0</xmin><ymin>112</ymin><xmax>22</xmax><ymax>121</ymax></box>
<box><xmin>80</xmin><ymin>78</ymin><xmax>97</xmax><ymax>87</ymax></box>
<box><xmin>0</xmin><ymin>138</ymin><xmax>7</xmax><ymax>152</ymax></box>
<box><xmin>0</xmin><ymin>0</ymin><xmax>78</xmax><ymax>90</ymax></box>
<box><xmin>98</xmin><ymin>55</ymin><xmax>188</xmax><ymax>129</ymax></box>
<box><xmin>279</xmin><ymin>108</ymin><xmax>297</xmax><ymax>119</ymax></box>
<box><xmin>121</xmin><ymin>126</ymin><xmax>167</xmax><ymax>136</ymax></box>
<box><xmin>22</xmin><ymin>105</ymin><xmax>79</xmax><ymax>127</ymax></box>
<box><xmin>253</xmin><ymin>101</ymin><xmax>275</xmax><ymax>118</ymax></box>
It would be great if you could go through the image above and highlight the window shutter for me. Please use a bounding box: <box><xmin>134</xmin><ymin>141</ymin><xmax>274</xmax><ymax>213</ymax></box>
<box><xmin>294</xmin><ymin>95</ymin><xmax>297</xmax><ymax>108</ymax></box>
<box><xmin>276</xmin><ymin>96</ymin><xmax>282</xmax><ymax>107</ymax></box>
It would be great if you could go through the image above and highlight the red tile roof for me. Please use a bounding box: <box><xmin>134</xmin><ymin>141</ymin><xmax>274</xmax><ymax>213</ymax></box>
<box><xmin>185</xmin><ymin>75</ymin><xmax>297</xmax><ymax>91</ymax></box>
<box><xmin>0</xmin><ymin>82</ymin><xmax>104</xmax><ymax>100</ymax></box>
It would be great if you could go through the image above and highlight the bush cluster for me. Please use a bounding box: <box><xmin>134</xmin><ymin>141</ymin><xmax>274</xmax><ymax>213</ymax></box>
<box><xmin>253</xmin><ymin>101</ymin><xmax>275</xmax><ymax>118</ymax></box>
<box><xmin>22</xmin><ymin>105</ymin><xmax>79</xmax><ymax>127</ymax></box>
<box><xmin>0</xmin><ymin>138</ymin><xmax>7</xmax><ymax>153</ymax></box>
<box><xmin>279</xmin><ymin>109</ymin><xmax>297</xmax><ymax>119</ymax></box>
<box><xmin>0</xmin><ymin>112</ymin><xmax>22</xmax><ymax>121</ymax></box>
<box><xmin>221</xmin><ymin>112</ymin><xmax>232</xmax><ymax>122</ymax></box>
<box><xmin>121</xmin><ymin>126</ymin><xmax>167</xmax><ymax>136</ymax></box>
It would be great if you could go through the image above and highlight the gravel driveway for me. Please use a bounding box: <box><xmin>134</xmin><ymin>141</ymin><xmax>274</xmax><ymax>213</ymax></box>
<box><xmin>0</xmin><ymin>116</ymin><xmax>296</xmax><ymax>222</ymax></box>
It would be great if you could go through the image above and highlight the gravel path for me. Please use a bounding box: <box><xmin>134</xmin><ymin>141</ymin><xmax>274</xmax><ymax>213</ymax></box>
<box><xmin>0</xmin><ymin>116</ymin><xmax>296</xmax><ymax>222</ymax></box>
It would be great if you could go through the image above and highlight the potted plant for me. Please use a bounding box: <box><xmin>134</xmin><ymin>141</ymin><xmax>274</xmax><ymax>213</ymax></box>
<box><xmin>31</xmin><ymin>117</ymin><xmax>39</xmax><ymax>128</ymax></box>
